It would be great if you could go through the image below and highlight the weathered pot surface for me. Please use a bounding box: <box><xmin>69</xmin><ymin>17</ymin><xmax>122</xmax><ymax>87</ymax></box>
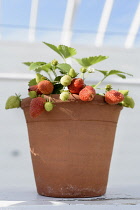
<box><xmin>21</xmin><ymin>94</ymin><xmax>122</xmax><ymax>198</ymax></box>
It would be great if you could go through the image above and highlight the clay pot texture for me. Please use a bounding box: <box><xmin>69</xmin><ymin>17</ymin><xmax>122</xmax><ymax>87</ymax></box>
<box><xmin>21</xmin><ymin>94</ymin><xmax>122</xmax><ymax>198</ymax></box>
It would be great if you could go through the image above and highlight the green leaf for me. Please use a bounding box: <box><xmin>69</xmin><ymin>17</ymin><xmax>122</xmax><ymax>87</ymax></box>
<box><xmin>52</xmin><ymin>84</ymin><xmax>63</xmax><ymax>94</ymax></box>
<box><xmin>75</xmin><ymin>55</ymin><xmax>109</xmax><ymax>67</ymax></box>
<box><xmin>107</xmin><ymin>70</ymin><xmax>133</xmax><ymax>77</ymax></box>
<box><xmin>58</xmin><ymin>45</ymin><xmax>77</xmax><ymax>59</ymax></box>
<box><xmin>29</xmin><ymin>62</ymin><xmax>46</xmax><ymax>70</ymax></box>
<box><xmin>43</xmin><ymin>42</ymin><xmax>77</xmax><ymax>59</ymax></box>
<box><xmin>23</xmin><ymin>62</ymin><xmax>33</xmax><ymax>66</ymax></box>
<box><xmin>57</xmin><ymin>63</ymin><xmax>72</xmax><ymax>74</ymax></box>
<box><xmin>43</xmin><ymin>42</ymin><xmax>63</xmax><ymax>57</ymax></box>
<box><xmin>28</xmin><ymin>78</ymin><xmax>37</xmax><ymax>86</ymax></box>
<box><xmin>116</xmin><ymin>74</ymin><xmax>126</xmax><ymax>79</ymax></box>
<box><xmin>54</xmin><ymin>76</ymin><xmax>63</xmax><ymax>82</ymax></box>
<box><xmin>95</xmin><ymin>69</ymin><xmax>108</xmax><ymax>76</ymax></box>
<box><xmin>36</xmin><ymin>63</ymin><xmax>52</xmax><ymax>73</ymax></box>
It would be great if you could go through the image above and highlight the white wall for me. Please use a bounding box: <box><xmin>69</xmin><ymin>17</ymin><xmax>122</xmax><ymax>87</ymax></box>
<box><xmin>0</xmin><ymin>41</ymin><xmax>140</xmax><ymax>192</ymax></box>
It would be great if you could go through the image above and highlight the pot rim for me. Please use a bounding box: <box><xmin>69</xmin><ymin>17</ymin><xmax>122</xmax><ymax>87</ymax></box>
<box><xmin>21</xmin><ymin>94</ymin><xmax>123</xmax><ymax>110</ymax></box>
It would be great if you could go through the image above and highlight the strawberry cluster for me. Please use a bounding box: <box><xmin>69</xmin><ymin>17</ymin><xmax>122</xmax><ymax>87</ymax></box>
<box><xmin>5</xmin><ymin>42</ymin><xmax>135</xmax><ymax>118</ymax></box>
<box><xmin>28</xmin><ymin>80</ymin><xmax>54</xmax><ymax>118</ymax></box>
<box><xmin>26</xmin><ymin>76</ymin><xmax>126</xmax><ymax>118</ymax></box>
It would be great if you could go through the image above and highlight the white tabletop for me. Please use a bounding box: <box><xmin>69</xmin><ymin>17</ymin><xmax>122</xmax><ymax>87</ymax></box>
<box><xmin>0</xmin><ymin>185</ymin><xmax>140</xmax><ymax>209</ymax></box>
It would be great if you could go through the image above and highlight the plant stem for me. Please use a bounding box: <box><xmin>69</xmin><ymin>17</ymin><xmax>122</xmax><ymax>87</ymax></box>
<box><xmin>94</xmin><ymin>76</ymin><xmax>107</xmax><ymax>89</ymax></box>
<box><xmin>82</xmin><ymin>73</ymin><xmax>85</xmax><ymax>80</ymax></box>
<box><xmin>47</xmin><ymin>72</ymin><xmax>53</xmax><ymax>81</ymax></box>
<box><xmin>54</xmin><ymin>71</ymin><xmax>57</xmax><ymax>77</ymax></box>
<box><xmin>63</xmin><ymin>57</ymin><xmax>66</xmax><ymax>63</ymax></box>
<box><xmin>52</xmin><ymin>68</ymin><xmax>57</xmax><ymax>77</ymax></box>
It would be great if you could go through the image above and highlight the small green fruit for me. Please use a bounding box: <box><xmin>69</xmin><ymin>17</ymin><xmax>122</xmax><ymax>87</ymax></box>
<box><xmin>51</xmin><ymin>59</ymin><xmax>58</xmax><ymax>66</ymax></box>
<box><xmin>44</xmin><ymin>102</ymin><xmax>53</xmax><ymax>112</ymax></box>
<box><xmin>60</xmin><ymin>75</ymin><xmax>72</xmax><ymax>86</ymax></box>
<box><xmin>5</xmin><ymin>95</ymin><xmax>21</xmax><ymax>109</ymax></box>
<box><xmin>105</xmin><ymin>84</ymin><xmax>112</xmax><ymax>91</ymax></box>
<box><xmin>122</xmin><ymin>96</ymin><xmax>135</xmax><ymax>108</ymax></box>
<box><xmin>80</xmin><ymin>67</ymin><xmax>87</xmax><ymax>73</ymax></box>
<box><xmin>118</xmin><ymin>90</ymin><xmax>129</xmax><ymax>96</ymax></box>
<box><xmin>36</xmin><ymin>73</ymin><xmax>46</xmax><ymax>84</ymax></box>
<box><xmin>60</xmin><ymin>92</ymin><xmax>70</xmax><ymax>101</ymax></box>
<box><xmin>68</xmin><ymin>68</ymin><xmax>77</xmax><ymax>78</ymax></box>
<box><xmin>28</xmin><ymin>91</ymin><xmax>37</xmax><ymax>98</ymax></box>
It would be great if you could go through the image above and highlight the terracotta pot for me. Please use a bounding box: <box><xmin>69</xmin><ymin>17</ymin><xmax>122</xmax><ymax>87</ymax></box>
<box><xmin>21</xmin><ymin>94</ymin><xmax>122</xmax><ymax>198</ymax></box>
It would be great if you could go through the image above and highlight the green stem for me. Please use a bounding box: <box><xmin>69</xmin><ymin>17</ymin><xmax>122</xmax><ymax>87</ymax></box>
<box><xmin>51</xmin><ymin>66</ymin><xmax>57</xmax><ymax>77</ymax></box>
<box><xmin>83</xmin><ymin>71</ymin><xmax>91</xmax><ymax>81</ymax></box>
<box><xmin>94</xmin><ymin>76</ymin><xmax>107</xmax><ymax>89</ymax></box>
<box><xmin>63</xmin><ymin>57</ymin><xmax>66</xmax><ymax>63</ymax></box>
<box><xmin>52</xmin><ymin>69</ymin><xmax>57</xmax><ymax>77</ymax></box>
<box><xmin>80</xmin><ymin>73</ymin><xmax>85</xmax><ymax>80</ymax></box>
<box><xmin>47</xmin><ymin>72</ymin><xmax>53</xmax><ymax>81</ymax></box>
<box><xmin>82</xmin><ymin>73</ymin><xmax>85</xmax><ymax>80</ymax></box>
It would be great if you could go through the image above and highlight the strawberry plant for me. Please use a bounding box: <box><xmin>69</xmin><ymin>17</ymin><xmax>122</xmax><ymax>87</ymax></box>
<box><xmin>5</xmin><ymin>42</ymin><xmax>135</xmax><ymax>118</ymax></box>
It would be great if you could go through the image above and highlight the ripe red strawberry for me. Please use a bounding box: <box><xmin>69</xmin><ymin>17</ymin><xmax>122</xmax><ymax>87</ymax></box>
<box><xmin>28</xmin><ymin>85</ymin><xmax>42</xmax><ymax>95</ymax></box>
<box><xmin>79</xmin><ymin>87</ymin><xmax>96</xmax><ymax>101</ymax></box>
<box><xmin>73</xmin><ymin>78</ymin><xmax>84</xmax><ymax>88</ymax></box>
<box><xmin>105</xmin><ymin>90</ymin><xmax>124</xmax><ymax>105</ymax></box>
<box><xmin>30</xmin><ymin>97</ymin><xmax>46</xmax><ymax>118</ymax></box>
<box><xmin>38</xmin><ymin>80</ymin><xmax>54</xmax><ymax>95</ymax></box>
<box><xmin>68</xmin><ymin>78</ymin><xmax>85</xmax><ymax>94</ymax></box>
<box><xmin>85</xmin><ymin>85</ymin><xmax>96</xmax><ymax>93</ymax></box>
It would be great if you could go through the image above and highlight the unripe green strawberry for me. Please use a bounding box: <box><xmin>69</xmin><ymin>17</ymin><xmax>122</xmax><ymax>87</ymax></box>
<box><xmin>68</xmin><ymin>68</ymin><xmax>77</xmax><ymax>78</ymax></box>
<box><xmin>60</xmin><ymin>92</ymin><xmax>70</xmax><ymax>101</ymax></box>
<box><xmin>28</xmin><ymin>91</ymin><xmax>37</xmax><ymax>98</ymax></box>
<box><xmin>51</xmin><ymin>59</ymin><xmax>58</xmax><ymax>66</ymax></box>
<box><xmin>5</xmin><ymin>94</ymin><xmax>21</xmax><ymax>109</ymax></box>
<box><xmin>122</xmin><ymin>96</ymin><xmax>135</xmax><ymax>108</ymax></box>
<box><xmin>44</xmin><ymin>102</ymin><xmax>54</xmax><ymax>112</ymax></box>
<box><xmin>80</xmin><ymin>67</ymin><xmax>87</xmax><ymax>73</ymax></box>
<box><xmin>36</xmin><ymin>73</ymin><xmax>46</xmax><ymax>84</ymax></box>
<box><xmin>105</xmin><ymin>84</ymin><xmax>112</xmax><ymax>91</ymax></box>
<box><xmin>28</xmin><ymin>85</ymin><xmax>42</xmax><ymax>95</ymax></box>
<box><xmin>118</xmin><ymin>90</ymin><xmax>129</xmax><ymax>96</ymax></box>
<box><xmin>60</xmin><ymin>75</ymin><xmax>72</xmax><ymax>86</ymax></box>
